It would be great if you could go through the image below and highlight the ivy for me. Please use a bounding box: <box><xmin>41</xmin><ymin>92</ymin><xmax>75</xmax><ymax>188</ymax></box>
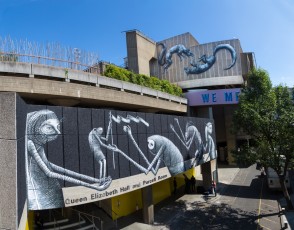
<box><xmin>103</xmin><ymin>65</ymin><xmax>182</xmax><ymax>97</ymax></box>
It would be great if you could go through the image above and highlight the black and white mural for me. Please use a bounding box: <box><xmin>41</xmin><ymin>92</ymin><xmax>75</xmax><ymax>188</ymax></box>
<box><xmin>23</xmin><ymin>107</ymin><xmax>216</xmax><ymax>210</ymax></box>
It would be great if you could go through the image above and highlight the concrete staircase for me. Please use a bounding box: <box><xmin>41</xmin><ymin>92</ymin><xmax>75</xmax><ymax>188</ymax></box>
<box><xmin>37</xmin><ymin>209</ymin><xmax>97</xmax><ymax>230</ymax></box>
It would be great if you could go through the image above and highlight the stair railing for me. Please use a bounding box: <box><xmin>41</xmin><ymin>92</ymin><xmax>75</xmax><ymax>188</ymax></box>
<box><xmin>71</xmin><ymin>208</ymin><xmax>101</xmax><ymax>230</ymax></box>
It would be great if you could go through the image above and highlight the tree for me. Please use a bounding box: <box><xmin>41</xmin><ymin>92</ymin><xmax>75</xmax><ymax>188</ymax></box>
<box><xmin>233</xmin><ymin>68</ymin><xmax>294</xmax><ymax>209</ymax></box>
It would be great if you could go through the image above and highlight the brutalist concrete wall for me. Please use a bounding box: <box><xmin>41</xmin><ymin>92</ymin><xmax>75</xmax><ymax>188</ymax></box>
<box><xmin>16</xmin><ymin>95</ymin><xmax>28</xmax><ymax>229</ymax></box>
<box><xmin>0</xmin><ymin>92</ymin><xmax>17</xmax><ymax>230</ymax></box>
<box><xmin>126</xmin><ymin>30</ymin><xmax>157</xmax><ymax>76</ymax></box>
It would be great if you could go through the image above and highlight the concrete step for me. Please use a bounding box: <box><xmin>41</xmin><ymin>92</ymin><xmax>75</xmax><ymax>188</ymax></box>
<box><xmin>76</xmin><ymin>224</ymin><xmax>96</xmax><ymax>230</ymax></box>
<box><xmin>46</xmin><ymin>219</ymin><xmax>86</xmax><ymax>230</ymax></box>
<box><xmin>43</xmin><ymin>218</ymin><xmax>69</xmax><ymax>226</ymax></box>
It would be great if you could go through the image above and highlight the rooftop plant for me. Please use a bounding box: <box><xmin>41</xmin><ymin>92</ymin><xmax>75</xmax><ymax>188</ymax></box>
<box><xmin>103</xmin><ymin>65</ymin><xmax>183</xmax><ymax>97</ymax></box>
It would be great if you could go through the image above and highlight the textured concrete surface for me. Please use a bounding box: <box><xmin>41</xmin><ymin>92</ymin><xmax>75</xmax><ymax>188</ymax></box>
<box><xmin>122</xmin><ymin>222</ymin><xmax>168</xmax><ymax>230</ymax></box>
<box><xmin>0</xmin><ymin>93</ymin><xmax>17</xmax><ymax>230</ymax></box>
<box><xmin>118</xmin><ymin>165</ymin><xmax>240</xmax><ymax>229</ymax></box>
<box><xmin>178</xmin><ymin>75</ymin><xmax>244</xmax><ymax>89</ymax></box>
<box><xmin>0</xmin><ymin>139</ymin><xmax>17</xmax><ymax>230</ymax></box>
<box><xmin>0</xmin><ymin>62</ymin><xmax>187</xmax><ymax>106</ymax></box>
<box><xmin>0</xmin><ymin>76</ymin><xmax>187</xmax><ymax>113</ymax></box>
<box><xmin>0</xmin><ymin>92</ymin><xmax>16</xmax><ymax>140</ymax></box>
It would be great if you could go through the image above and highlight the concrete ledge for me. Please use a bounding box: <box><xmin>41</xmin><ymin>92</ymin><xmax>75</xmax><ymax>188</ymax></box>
<box><xmin>141</xmin><ymin>86</ymin><xmax>158</xmax><ymax>97</ymax></box>
<box><xmin>0</xmin><ymin>61</ymin><xmax>31</xmax><ymax>75</ymax></box>
<box><xmin>0</xmin><ymin>76</ymin><xmax>187</xmax><ymax>113</ymax></box>
<box><xmin>0</xmin><ymin>62</ymin><xmax>187</xmax><ymax>105</ymax></box>
<box><xmin>278</xmin><ymin>199</ymin><xmax>290</xmax><ymax>229</ymax></box>
<box><xmin>32</xmin><ymin>63</ymin><xmax>65</xmax><ymax>79</ymax></box>
<box><xmin>98</xmin><ymin>75</ymin><xmax>123</xmax><ymax>89</ymax></box>
<box><xmin>68</xmin><ymin>70</ymin><xmax>98</xmax><ymax>85</ymax></box>
<box><xmin>177</xmin><ymin>75</ymin><xmax>244</xmax><ymax>89</ymax></box>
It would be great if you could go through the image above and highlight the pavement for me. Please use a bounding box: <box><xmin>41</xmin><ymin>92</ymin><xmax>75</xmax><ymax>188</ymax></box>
<box><xmin>120</xmin><ymin>164</ymin><xmax>240</xmax><ymax>230</ymax></box>
<box><xmin>280</xmin><ymin>170</ymin><xmax>294</xmax><ymax>229</ymax></box>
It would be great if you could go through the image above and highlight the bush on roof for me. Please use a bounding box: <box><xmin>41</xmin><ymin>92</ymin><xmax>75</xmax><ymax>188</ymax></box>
<box><xmin>103</xmin><ymin>65</ymin><xmax>182</xmax><ymax>97</ymax></box>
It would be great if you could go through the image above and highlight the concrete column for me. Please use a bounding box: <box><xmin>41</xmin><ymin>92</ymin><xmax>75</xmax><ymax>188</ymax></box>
<box><xmin>201</xmin><ymin>161</ymin><xmax>213</xmax><ymax>190</ymax></box>
<box><xmin>196</xmin><ymin>107</ymin><xmax>212</xmax><ymax>119</ymax></box>
<box><xmin>125</xmin><ymin>30</ymin><xmax>156</xmax><ymax>75</ymax></box>
<box><xmin>141</xmin><ymin>186</ymin><xmax>154</xmax><ymax>224</ymax></box>
<box><xmin>224</xmin><ymin>106</ymin><xmax>237</xmax><ymax>165</ymax></box>
<box><xmin>0</xmin><ymin>92</ymin><xmax>17</xmax><ymax>230</ymax></box>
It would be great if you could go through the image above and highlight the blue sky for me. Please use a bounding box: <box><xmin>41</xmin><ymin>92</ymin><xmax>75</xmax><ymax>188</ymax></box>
<box><xmin>0</xmin><ymin>0</ymin><xmax>293</xmax><ymax>86</ymax></box>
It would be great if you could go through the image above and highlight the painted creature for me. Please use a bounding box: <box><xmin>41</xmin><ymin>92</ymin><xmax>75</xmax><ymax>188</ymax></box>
<box><xmin>158</xmin><ymin>43</ymin><xmax>194</xmax><ymax>71</ymax></box>
<box><xmin>89</xmin><ymin>128</ymin><xmax>112</xmax><ymax>181</ymax></box>
<box><xmin>147</xmin><ymin>135</ymin><xmax>185</xmax><ymax>176</ymax></box>
<box><xmin>204</xmin><ymin>122</ymin><xmax>216</xmax><ymax>160</ymax></box>
<box><xmin>170</xmin><ymin>119</ymin><xmax>204</xmax><ymax>167</ymax></box>
<box><xmin>25</xmin><ymin>110</ymin><xmax>111</xmax><ymax>210</ymax></box>
<box><xmin>109</xmin><ymin>125</ymin><xmax>184</xmax><ymax>176</ymax></box>
<box><xmin>184</xmin><ymin>44</ymin><xmax>237</xmax><ymax>75</ymax></box>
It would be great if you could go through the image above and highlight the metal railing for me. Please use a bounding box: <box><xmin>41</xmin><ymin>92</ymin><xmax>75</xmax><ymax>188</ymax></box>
<box><xmin>0</xmin><ymin>52</ymin><xmax>187</xmax><ymax>105</ymax></box>
<box><xmin>0</xmin><ymin>51</ymin><xmax>100</xmax><ymax>74</ymax></box>
<box><xmin>71</xmin><ymin>208</ymin><xmax>101</xmax><ymax>230</ymax></box>
<box><xmin>97</xmin><ymin>204</ymin><xmax>119</xmax><ymax>228</ymax></box>
<box><xmin>50</xmin><ymin>209</ymin><xmax>62</xmax><ymax>229</ymax></box>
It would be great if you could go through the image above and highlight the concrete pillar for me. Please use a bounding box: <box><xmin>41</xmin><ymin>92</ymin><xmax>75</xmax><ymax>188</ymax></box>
<box><xmin>201</xmin><ymin>161</ymin><xmax>213</xmax><ymax>190</ymax></box>
<box><xmin>196</xmin><ymin>107</ymin><xmax>212</xmax><ymax>119</ymax></box>
<box><xmin>0</xmin><ymin>92</ymin><xmax>18</xmax><ymax>230</ymax></box>
<box><xmin>126</xmin><ymin>30</ymin><xmax>156</xmax><ymax>75</ymax></box>
<box><xmin>141</xmin><ymin>186</ymin><xmax>154</xmax><ymax>224</ymax></box>
<box><xmin>224</xmin><ymin>106</ymin><xmax>237</xmax><ymax>165</ymax></box>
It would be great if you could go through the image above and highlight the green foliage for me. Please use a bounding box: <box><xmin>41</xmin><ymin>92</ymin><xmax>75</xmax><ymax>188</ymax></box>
<box><xmin>232</xmin><ymin>68</ymin><xmax>294</xmax><ymax>208</ymax></box>
<box><xmin>233</xmin><ymin>68</ymin><xmax>294</xmax><ymax>169</ymax></box>
<box><xmin>231</xmin><ymin>144</ymin><xmax>258</xmax><ymax>167</ymax></box>
<box><xmin>0</xmin><ymin>52</ymin><xmax>18</xmax><ymax>62</ymax></box>
<box><xmin>103</xmin><ymin>65</ymin><xmax>182</xmax><ymax>96</ymax></box>
<box><xmin>103</xmin><ymin>65</ymin><xmax>130</xmax><ymax>82</ymax></box>
<box><xmin>64</xmin><ymin>69</ymin><xmax>69</xmax><ymax>78</ymax></box>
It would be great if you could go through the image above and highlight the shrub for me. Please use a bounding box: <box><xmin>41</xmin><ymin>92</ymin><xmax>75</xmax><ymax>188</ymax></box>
<box><xmin>103</xmin><ymin>65</ymin><xmax>182</xmax><ymax>97</ymax></box>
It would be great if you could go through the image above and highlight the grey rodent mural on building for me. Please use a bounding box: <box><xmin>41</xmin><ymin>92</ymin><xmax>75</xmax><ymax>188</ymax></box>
<box><xmin>157</xmin><ymin>43</ymin><xmax>194</xmax><ymax>71</ymax></box>
<box><xmin>25</xmin><ymin>108</ymin><xmax>216</xmax><ymax>210</ymax></box>
<box><xmin>157</xmin><ymin>42</ymin><xmax>237</xmax><ymax>74</ymax></box>
<box><xmin>184</xmin><ymin>44</ymin><xmax>237</xmax><ymax>74</ymax></box>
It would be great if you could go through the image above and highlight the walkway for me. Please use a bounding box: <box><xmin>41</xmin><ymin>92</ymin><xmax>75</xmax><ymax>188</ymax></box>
<box><xmin>121</xmin><ymin>164</ymin><xmax>282</xmax><ymax>230</ymax></box>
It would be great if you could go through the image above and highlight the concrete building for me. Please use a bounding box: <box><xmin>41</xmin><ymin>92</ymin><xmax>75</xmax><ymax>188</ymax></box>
<box><xmin>0</xmin><ymin>30</ymin><xmax>253</xmax><ymax>230</ymax></box>
<box><xmin>125</xmin><ymin>30</ymin><xmax>255</xmax><ymax>165</ymax></box>
<box><xmin>0</xmin><ymin>61</ymin><xmax>215</xmax><ymax>229</ymax></box>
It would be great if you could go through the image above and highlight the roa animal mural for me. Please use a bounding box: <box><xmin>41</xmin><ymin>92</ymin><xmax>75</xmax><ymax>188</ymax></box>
<box><xmin>184</xmin><ymin>44</ymin><xmax>237</xmax><ymax>75</ymax></box>
<box><xmin>157</xmin><ymin>43</ymin><xmax>194</xmax><ymax>71</ymax></box>
<box><xmin>157</xmin><ymin>43</ymin><xmax>237</xmax><ymax>74</ymax></box>
<box><xmin>25</xmin><ymin>109</ymin><xmax>216</xmax><ymax>210</ymax></box>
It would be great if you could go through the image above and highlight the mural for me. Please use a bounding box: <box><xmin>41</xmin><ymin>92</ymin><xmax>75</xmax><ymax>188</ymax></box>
<box><xmin>25</xmin><ymin>110</ymin><xmax>111</xmax><ymax>210</ymax></box>
<box><xmin>170</xmin><ymin>119</ymin><xmax>216</xmax><ymax>167</ymax></box>
<box><xmin>157</xmin><ymin>43</ymin><xmax>194</xmax><ymax>71</ymax></box>
<box><xmin>184</xmin><ymin>44</ymin><xmax>236</xmax><ymax>75</ymax></box>
<box><xmin>157</xmin><ymin>43</ymin><xmax>237</xmax><ymax>74</ymax></box>
<box><xmin>24</xmin><ymin>108</ymin><xmax>216</xmax><ymax>210</ymax></box>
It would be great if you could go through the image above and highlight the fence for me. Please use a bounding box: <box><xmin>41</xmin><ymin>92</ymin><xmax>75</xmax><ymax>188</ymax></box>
<box><xmin>0</xmin><ymin>36</ymin><xmax>99</xmax><ymax>72</ymax></box>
